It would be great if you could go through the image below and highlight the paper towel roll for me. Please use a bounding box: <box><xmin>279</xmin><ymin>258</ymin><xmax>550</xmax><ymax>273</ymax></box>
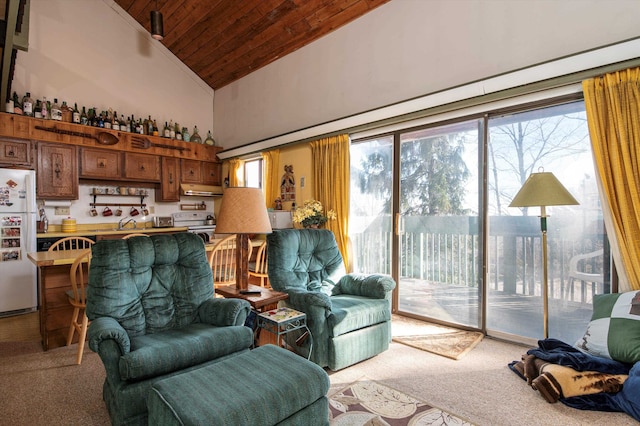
<box><xmin>44</xmin><ymin>200</ymin><xmax>72</xmax><ymax>207</ymax></box>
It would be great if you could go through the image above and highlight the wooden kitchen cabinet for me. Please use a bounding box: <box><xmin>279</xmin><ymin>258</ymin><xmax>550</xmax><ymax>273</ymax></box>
<box><xmin>182</xmin><ymin>159</ymin><xmax>221</xmax><ymax>185</ymax></box>
<box><xmin>180</xmin><ymin>159</ymin><xmax>202</xmax><ymax>183</ymax></box>
<box><xmin>37</xmin><ymin>143</ymin><xmax>78</xmax><ymax>199</ymax></box>
<box><xmin>156</xmin><ymin>156</ymin><xmax>180</xmax><ymax>202</ymax></box>
<box><xmin>0</xmin><ymin>137</ymin><xmax>33</xmax><ymax>168</ymax></box>
<box><xmin>202</xmin><ymin>161</ymin><xmax>221</xmax><ymax>185</ymax></box>
<box><xmin>79</xmin><ymin>147</ymin><xmax>121</xmax><ymax>179</ymax></box>
<box><xmin>0</xmin><ymin>114</ymin><xmax>31</xmax><ymax>139</ymax></box>
<box><xmin>124</xmin><ymin>152</ymin><xmax>161</xmax><ymax>182</ymax></box>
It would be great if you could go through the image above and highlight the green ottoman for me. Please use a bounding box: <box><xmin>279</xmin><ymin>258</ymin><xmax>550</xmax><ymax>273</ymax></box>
<box><xmin>147</xmin><ymin>344</ymin><xmax>330</xmax><ymax>426</ymax></box>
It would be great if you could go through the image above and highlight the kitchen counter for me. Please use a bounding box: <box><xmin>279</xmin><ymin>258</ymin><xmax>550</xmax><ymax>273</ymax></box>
<box><xmin>37</xmin><ymin>226</ymin><xmax>189</xmax><ymax>239</ymax></box>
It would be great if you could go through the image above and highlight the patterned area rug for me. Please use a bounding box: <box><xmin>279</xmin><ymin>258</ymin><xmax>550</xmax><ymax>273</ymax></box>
<box><xmin>329</xmin><ymin>379</ymin><xmax>474</xmax><ymax>425</ymax></box>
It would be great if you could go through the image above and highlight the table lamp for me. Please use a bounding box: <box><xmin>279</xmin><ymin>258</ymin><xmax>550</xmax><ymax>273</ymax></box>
<box><xmin>215</xmin><ymin>187</ymin><xmax>272</xmax><ymax>293</ymax></box>
<box><xmin>509</xmin><ymin>169</ymin><xmax>579</xmax><ymax>338</ymax></box>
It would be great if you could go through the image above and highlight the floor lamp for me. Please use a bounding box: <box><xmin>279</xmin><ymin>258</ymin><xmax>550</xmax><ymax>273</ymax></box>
<box><xmin>215</xmin><ymin>187</ymin><xmax>273</xmax><ymax>293</ymax></box>
<box><xmin>509</xmin><ymin>170</ymin><xmax>578</xmax><ymax>338</ymax></box>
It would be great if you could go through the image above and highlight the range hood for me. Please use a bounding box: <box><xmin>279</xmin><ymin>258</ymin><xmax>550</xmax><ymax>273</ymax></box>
<box><xmin>180</xmin><ymin>184</ymin><xmax>224</xmax><ymax>197</ymax></box>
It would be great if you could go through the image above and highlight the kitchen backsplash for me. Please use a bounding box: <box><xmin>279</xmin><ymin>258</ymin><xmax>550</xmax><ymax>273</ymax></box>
<box><xmin>39</xmin><ymin>183</ymin><xmax>217</xmax><ymax>226</ymax></box>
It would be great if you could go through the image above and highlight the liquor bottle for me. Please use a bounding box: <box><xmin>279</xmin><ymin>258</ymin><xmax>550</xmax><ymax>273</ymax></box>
<box><xmin>147</xmin><ymin>116</ymin><xmax>154</xmax><ymax>135</ymax></box>
<box><xmin>174</xmin><ymin>122</ymin><xmax>182</xmax><ymax>140</ymax></box>
<box><xmin>152</xmin><ymin>119</ymin><xmax>159</xmax><ymax>137</ymax></box>
<box><xmin>12</xmin><ymin>92</ymin><xmax>22</xmax><ymax>115</ymax></box>
<box><xmin>22</xmin><ymin>92</ymin><xmax>34</xmax><ymax>116</ymax></box>
<box><xmin>103</xmin><ymin>111</ymin><xmax>111</xmax><ymax>129</ymax></box>
<box><xmin>190</xmin><ymin>126</ymin><xmax>202</xmax><ymax>143</ymax></box>
<box><xmin>50</xmin><ymin>98</ymin><xmax>62</xmax><ymax>121</ymax></box>
<box><xmin>163</xmin><ymin>121</ymin><xmax>171</xmax><ymax>138</ymax></box>
<box><xmin>60</xmin><ymin>101</ymin><xmax>72</xmax><ymax>122</ymax></box>
<box><xmin>40</xmin><ymin>97</ymin><xmax>49</xmax><ymax>120</ymax></box>
<box><xmin>124</xmin><ymin>115</ymin><xmax>131</xmax><ymax>133</ymax></box>
<box><xmin>80</xmin><ymin>106</ymin><xmax>88</xmax><ymax>125</ymax></box>
<box><xmin>204</xmin><ymin>130</ymin><xmax>215</xmax><ymax>146</ymax></box>
<box><xmin>72</xmin><ymin>103</ymin><xmax>81</xmax><ymax>124</ymax></box>
<box><xmin>89</xmin><ymin>108</ymin><xmax>97</xmax><ymax>127</ymax></box>
<box><xmin>112</xmin><ymin>111</ymin><xmax>119</xmax><ymax>131</ymax></box>
<box><xmin>98</xmin><ymin>111</ymin><xmax>105</xmax><ymax>128</ymax></box>
<box><xmin>34</xmin><ymin>99</ymin><xmax>43</xmax><ymax>119</ymax></box>
<box><xmin>181</xmin><ymin>127</ymin><xmax>190</xmax><ymax>142</ymax></box>
<box><xmin>168</xmin><ymin>120</ymin><xmax>175</xmax><ymax>139</ymax></box>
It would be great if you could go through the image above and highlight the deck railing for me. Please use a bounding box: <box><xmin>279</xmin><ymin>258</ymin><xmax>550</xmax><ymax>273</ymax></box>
<box><xmin>351</xmin><ymin>215</ymin><xmax>608</xmax><ymax>306</ymax></box>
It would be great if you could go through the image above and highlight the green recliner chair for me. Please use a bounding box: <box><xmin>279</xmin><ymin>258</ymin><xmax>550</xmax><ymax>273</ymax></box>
<box><xmin>267</xmin><ymin>229</ymin><xmax>396</xmax><ymax>371</ymax></box>
<box><xmin>86</xmin><ymin>233</ymin><xmax>253</xmax><ymax>426</ymax></box>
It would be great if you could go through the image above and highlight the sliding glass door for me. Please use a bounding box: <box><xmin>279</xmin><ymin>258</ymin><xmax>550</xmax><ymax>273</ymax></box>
<box><xmin>350</xmin><ymin>136</ymin><xmax>394</xmax><ymax>276</ymax></box>
<box><xmin>350</xmin><ymin>96</ymin><xmax>611</xmax><ymax>342</ymax></box>
<box><xmin>397</xmin><ymin>121</ymin><xmax>483</xmax><ymax>327</ymax></box>
<box><xmin>486</xmin><ymin>101</ymin><xmax>606</xmax><ymax>343</ymax></box>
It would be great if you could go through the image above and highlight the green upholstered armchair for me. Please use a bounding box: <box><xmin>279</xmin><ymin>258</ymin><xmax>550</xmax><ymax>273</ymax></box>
<box><xmin>86</xmin><ymin>233</ymin><xmax>253</xmax><ymax>426</ymax></box>
<box><xmin>267</xmin><ymin>229</ymin><xmax>396</xmax><ymax>371</ymax></box>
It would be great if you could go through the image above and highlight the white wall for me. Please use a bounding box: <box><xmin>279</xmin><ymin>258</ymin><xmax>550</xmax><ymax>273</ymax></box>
<box><xmin>13</xmin><ymin>0</ymin><xmax>217</xmax><ymax>225</ymax></box>
<box><xmin>14</xmin><ymin>0</ymin><xmax>213</xmax><ymax>135</ymax></box>
<box><xmin>213</xmin><ymin>0</ymin><xmax>640</xmax><ymax>149</ymax></box>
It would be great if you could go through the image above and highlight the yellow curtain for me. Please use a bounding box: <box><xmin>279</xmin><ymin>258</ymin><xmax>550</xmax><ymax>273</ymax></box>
<box><xmin>310</xmin><ymin>134</ymin><xmax>352</xmax><ymax>271</ymax></box>
<box><xmin>227</xmin><ymin>159</ymin><xmax>244</xmax><ymax>187</ymax></box>
<box><xmin>262</xmin><ymin>149</ymin><xmax>280</xmax><ymax>208</ymax></box>
<box><xmin>583</xmin><ymin>67</ymin><xmax>640</xmax><ymax>291</ymax></box>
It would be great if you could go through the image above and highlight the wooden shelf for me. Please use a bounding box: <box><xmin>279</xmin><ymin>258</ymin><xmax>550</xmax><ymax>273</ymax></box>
<box><xmin>90</xmin><ymin>202</ymin><xmax>146</xmax><ymax>207</ymax></box>
<box><xmin>91</xmin><ymin>194</ymin><xmax>146</xmax><ymax>207</ymax></box>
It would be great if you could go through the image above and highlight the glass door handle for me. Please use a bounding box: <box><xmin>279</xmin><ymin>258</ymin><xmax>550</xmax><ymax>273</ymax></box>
<box><xmin>395</xmin><ymin>213</ymin><xmax>404</xmax><ymax>236</ymax></box>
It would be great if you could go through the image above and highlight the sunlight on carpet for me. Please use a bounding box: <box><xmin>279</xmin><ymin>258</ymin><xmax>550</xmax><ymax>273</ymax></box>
<box><xmin>329</xmin><ymin>378</ymin><xmax>474</xmax><ymax>425</ymax></box>
<box><xmin>391</xmin><ymin>315</ymin><xmax>483</xmax><ymax>360</ymax></box>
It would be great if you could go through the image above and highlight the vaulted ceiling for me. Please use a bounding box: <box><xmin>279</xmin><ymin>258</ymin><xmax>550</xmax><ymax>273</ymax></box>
<box><xmin>115</xmin><ymin>0</ymin><xmax>390</xmax><ymax>90</ymax></box>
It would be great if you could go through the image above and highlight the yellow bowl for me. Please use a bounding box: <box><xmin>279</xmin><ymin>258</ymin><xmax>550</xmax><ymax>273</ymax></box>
<box><xmin>61</xmin><ymin>218</ymin><xmax>77</xmax><ymax>233</ymax></box>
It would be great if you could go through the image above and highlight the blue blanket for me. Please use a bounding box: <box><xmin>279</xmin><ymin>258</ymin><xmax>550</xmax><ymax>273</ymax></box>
<box><xmin>515</xmin><ymin>338</ymin><xmax>640</xmax><ymax>421</ymax></box>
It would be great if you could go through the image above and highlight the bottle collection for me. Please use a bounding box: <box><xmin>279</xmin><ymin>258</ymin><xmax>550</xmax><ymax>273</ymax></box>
<box><xmin>6</xmin><ymin>91</ymin><xmax>217</xmax><ymax>146</ymax></box>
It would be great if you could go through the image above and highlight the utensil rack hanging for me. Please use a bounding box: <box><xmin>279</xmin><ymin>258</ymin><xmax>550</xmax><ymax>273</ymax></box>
<box><xmin>90</xmin><ymin>194</ymin><xmax>147</xmax><ymax>207</ymax></box>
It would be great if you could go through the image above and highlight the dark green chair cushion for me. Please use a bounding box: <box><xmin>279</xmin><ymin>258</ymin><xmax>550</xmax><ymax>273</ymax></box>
<box><xmin>148</xmin><ymin>345</ymin><xmax>330</xmax><ymax>426</ymax></box>
<box><xmin>328</xmin><ymin>295</ymin><xmax>392</xmax><ymax>337</ymax></box>
<box><xmin>87</xmin><ymin>233</ymin><xmax>215</xmax><ymax>336</ymax></box>
<box><xmin>121</xmin><ymin>323</ymin><xmax>253</xmax><ymax>381</ymax></box>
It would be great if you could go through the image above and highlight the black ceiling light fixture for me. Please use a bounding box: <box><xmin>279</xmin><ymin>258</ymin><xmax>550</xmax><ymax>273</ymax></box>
<box><xmin>150</xmin><ymin>1</ymin><xmax>164</xmax><ymax>41</ymax></box>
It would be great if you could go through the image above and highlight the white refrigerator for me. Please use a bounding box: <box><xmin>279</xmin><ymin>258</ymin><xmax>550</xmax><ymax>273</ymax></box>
<box><xmin>0</xmin><ymin>169</ymin><xmax>37</xmax><ymax>316</ymax></box>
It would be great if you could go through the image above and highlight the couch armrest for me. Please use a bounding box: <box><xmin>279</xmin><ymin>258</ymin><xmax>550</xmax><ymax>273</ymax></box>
<box><xmin>88</xmin><ymin>316</ymin><xmax>130</xmax><ymax>354</ymax></box>
<box><xmin>287</xmin><ymin>288</ymin><xmax>332</xmax><ymax>311</ymax></box>
<box><xmin>198</xmin><ymin>298</ymin><xmax>251</xmax><ymax>326</ymax></box>
<box><xmin>333</xmin><ymin>273</ymin><xmax>396</xmax><ymax>299</ymax></box>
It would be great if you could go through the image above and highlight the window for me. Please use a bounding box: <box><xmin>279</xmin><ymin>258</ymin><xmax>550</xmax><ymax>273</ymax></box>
<box><xmin>244</xmin><ymin>158</ymin><xmax>263</xmax><ymax>189</ymax></box>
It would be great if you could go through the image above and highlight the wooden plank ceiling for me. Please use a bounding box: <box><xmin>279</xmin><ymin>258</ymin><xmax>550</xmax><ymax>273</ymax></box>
<box><xmin>116</xmin><ymin>0</ymin><xmax>390</xmax><ymax>90</ymax></box>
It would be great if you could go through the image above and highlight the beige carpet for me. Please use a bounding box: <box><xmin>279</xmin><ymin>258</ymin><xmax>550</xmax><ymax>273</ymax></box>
<box><xmin>2</xmin><ymin>314</ymin><xmax>638</xmax><ymax>425</ymax></box>
<box><xmin>392</xmin><ymin>315</ymin><xmax>484</xmax><ymax>360</ymax></box>
<box><xmin>329</xmin><ymin>377</ymin><xmax>473</xmax><ymax>425</ymax></box>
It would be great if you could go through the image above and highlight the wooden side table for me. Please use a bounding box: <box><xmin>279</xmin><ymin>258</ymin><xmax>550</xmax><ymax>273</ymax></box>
<box><xmin>215</xmin><ymin>284</ymin><xmax>289</xmax><ymax>346</ymax></box>
<box><xmin>214</xmin><ymin>284</ymin><xmax>288</xmax><ymax>312</ymax></box>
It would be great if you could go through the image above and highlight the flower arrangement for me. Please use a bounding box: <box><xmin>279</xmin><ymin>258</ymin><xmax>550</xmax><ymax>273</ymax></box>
<box><xmin>292</xmin><ymin>200</ymin><xmax>336</xmax><ymax>228</ymax></box>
